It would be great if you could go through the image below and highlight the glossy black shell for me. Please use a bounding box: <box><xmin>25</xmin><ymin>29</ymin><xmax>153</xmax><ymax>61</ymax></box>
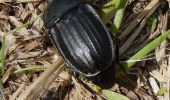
<box><xmin>44</xmin><ymin>0</ymin><xmax>84</xmax><ymax>28</ymax></box>
<box><xmin>44</xmin><ymin>0</ymin><xmax>115</xmax><ymax>77</ymax></box>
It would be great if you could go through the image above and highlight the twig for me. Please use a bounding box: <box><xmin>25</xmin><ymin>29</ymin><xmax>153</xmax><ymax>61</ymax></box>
<box><xmin>167</xmin><ymin>2</ymin><xmax>170</xmax><ymax>99</ymax></box>
<box><xmin>0</xmin><ymin>0</ymin><xmax>41</xmax><ymax>3</ymax></box>
<box><xmin>6</xmin><ymin>13</ymin><xmax>43</xmax><ymax>36</ymax></box>
<box><xmin>1</xmin><ymin>36</ymin><xmax>5</xmax><ymax>74</ymax></box>
<box><xmin>0</xmin><ymin>13</ymin><xmax>43</xmax><ymax>74</ymax></box>
<box><xmin>17</xmin><ymin>57</ymin><xmax>64</xmax><ymax>100</ymax></box>
<box><xmin>0</xmin><ymin>80</ymin><xmax>5</xmax><ymax>100</ymax></box>
<box><xmin>11</xmin><ymin>83</ymin><xmax>25</xmax><ymax>100</ymax></box>
<box><xmin>119</xmin><ymin>1</ymin><xmax>161</xmax><ymax>55</ymax></box>
<box><xmin>14</xmin><ymin>66</ymin><xmax>47</xmax><ymax>74</ymax></box>
<box><xmin>119</xmin><ymin>0</ymin><xmax>159</xmax><ymax>41</ymax></box>
<box><xmin>72</xmin><ymin>76</ymin><xmax>85</xmax><ymax>99</ymax></box>
<box><xmin>9</xmin><ymin>16</ymin><xmax>30</xmax><ymax>35</ymax></box>
<box><xmin>168</xmin><ymin>57</ymin><xmax>170</xmax><ymax>100</ymax></box>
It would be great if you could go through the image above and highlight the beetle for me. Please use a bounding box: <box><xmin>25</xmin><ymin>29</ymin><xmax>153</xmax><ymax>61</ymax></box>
<box><xmin>43</xmin><ymin>0</ymin><xmax>115</xmax><ymax>77</ymax></box>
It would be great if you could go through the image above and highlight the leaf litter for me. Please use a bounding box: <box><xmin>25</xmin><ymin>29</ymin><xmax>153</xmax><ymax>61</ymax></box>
<box><xmin>0</xmin><ymin>0</ymin><xmax>169</xmax><ymax>100</ymax></box>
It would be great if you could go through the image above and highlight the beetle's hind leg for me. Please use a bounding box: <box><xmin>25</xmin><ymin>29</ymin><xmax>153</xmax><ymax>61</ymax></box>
<box><xmin>113</xmin><ymin>31</ymin><xmax>128</xmax><ymax>74</ymax></box>
<box><xmin>72</xmin><ymin>72</ymin><xmax>97</xmax><ymax>100</ymax></box>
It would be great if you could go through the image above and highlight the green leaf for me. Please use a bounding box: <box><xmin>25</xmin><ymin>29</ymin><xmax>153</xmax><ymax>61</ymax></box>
<box><xmin>14</xmin><ymin>65</ymin><xmax>47</xmax><ymax>74</ymax></box>
<box><xmin>0</xmin><ymin>36</ymin><xmax>5</xmax><ymax>74</ymax></box>
<box><xmin>124</xmin><ymin>29</ymin><xmax>170</xmax><ymax>67</ymax></box>
<box><xmin>0</xmin><ymin>79</ymin><xmax>4</xmax><ymax>99</ymax></box>
<box><xmin>102</xmin><ymin>0</ymin><xmax>119</xmax><ymax>14</ymax></box>
<box><xmin>111</xmin><ymin>0</ymin><xmax>126</xmax><ymax>32</ymax></box>
<box><xmin>102</xmin><ymin>90</ymin><xmax>129</xmax><ymax>100</ymax></box>
<box><xmin>0</xmin><ymin>13</ymin><xmax>43</xmax><ymax>75</ymax></box>
<box><xmin>146</xmin><ymin>16</ymin><xmax>157</xmax><ymax>26</ymax></box>
<box><xmin>146</xmin><ymin>16</ymin><xmax>157</xmax><ymax>32</ymax></box>
<box><xmin>101</xmin><ymin>0</ymin><xmax>126</xmax><ymax>32</ymax></box>
<box><xmin>157</xmin><ymin>87</ymin><xmax>167</xmax><ymax>96</ymax></box>
<box><xmin>116</xmin><ymin>29</ymin><xmax>170</xmax><ymax>77</ymax></box>
<box><xmin>92</xmin><ymin>85</ymin><xmax>102</xmax><ymax>93</ymax></box>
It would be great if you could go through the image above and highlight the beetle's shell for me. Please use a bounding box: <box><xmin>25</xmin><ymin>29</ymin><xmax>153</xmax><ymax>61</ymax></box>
<box><xmin>44</xmin><ymin>0</ymin><xmax>84</xmax><ymax>28</ymax></box>
<box><xmin>44</xmin><ymin>1</ymin><xmax>115</xmax><ymax>76</ymax></box>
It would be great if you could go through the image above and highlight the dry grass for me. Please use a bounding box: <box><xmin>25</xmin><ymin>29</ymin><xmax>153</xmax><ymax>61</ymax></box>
<box><xmin>0</xmin><ymin>0</ymin><xmax>169</xmax><ymax>100</ymax></box>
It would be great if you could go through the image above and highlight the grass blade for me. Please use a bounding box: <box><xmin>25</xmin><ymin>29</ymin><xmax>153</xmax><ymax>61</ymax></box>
<box><xmin>102</xmin><ymin>90</ymin><xmax>129</xmax><ymax>100</ymax></box>
<box><xmin>116</xmin><ymin>29</ymin><xmax>170</xmax><ymax>76</ymax></box>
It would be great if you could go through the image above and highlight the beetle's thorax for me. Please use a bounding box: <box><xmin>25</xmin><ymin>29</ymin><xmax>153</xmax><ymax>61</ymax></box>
<box><xmin>44</xmin><ymin>0</ymin><xmax>85</xmax><ymax>28</ymax></box>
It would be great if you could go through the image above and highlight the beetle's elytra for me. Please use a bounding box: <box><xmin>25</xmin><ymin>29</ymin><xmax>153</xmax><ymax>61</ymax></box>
<box><xmin>44</xmin><ymin>0</ymin><xmax>115</xmax><ymax>77</ymax></box>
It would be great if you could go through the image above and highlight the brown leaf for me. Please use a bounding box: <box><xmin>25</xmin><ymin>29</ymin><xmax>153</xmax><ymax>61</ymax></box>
<box><xmin>23</xmin><ymin>40</ymin><xmax>41</xmax><ymax>51</ymax></box>
<box><xmin>2</xmin><ymin>66</ymin><xmax>14</xmax><ymax>83</ymax></box>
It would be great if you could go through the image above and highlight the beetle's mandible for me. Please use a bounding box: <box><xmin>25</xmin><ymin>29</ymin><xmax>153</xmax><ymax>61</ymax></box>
<box><xmin>43</xmin><ymin>0</ymin><xmax>115</xmax><ymax>77</ymax></box>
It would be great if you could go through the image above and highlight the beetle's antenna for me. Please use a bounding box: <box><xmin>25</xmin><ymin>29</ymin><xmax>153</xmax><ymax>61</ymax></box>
<box><xmin>42</xmin><ymin>31</ymin><xmax>52</xmax><ymax>50</ymax></box>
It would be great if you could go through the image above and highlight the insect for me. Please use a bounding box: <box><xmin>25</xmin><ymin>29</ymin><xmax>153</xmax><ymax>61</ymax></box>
<box><xmin>43</xmin><ymin>0</ymin><xmax>115</xmax><ymax>77</ymax></box>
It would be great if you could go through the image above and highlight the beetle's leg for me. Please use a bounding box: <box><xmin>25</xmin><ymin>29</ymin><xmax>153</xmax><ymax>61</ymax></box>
<box><xmin>114</xmin><ymin>36</ymin><xmax>139</xmax><ymax>87</ymax></box>
<box><xmin>43</xmin><ymin>32</ymin><xmax>52</xmax><ymax>50</ymax></box>
<box><xmin>114</xmin><ymin>32</ymin><xmax>130</xmax><ymax>74</ymax></box>
<box><xmin>73</xmin><ymin>72</ymin><xmax>97</xmax><ymax>100</ymax></box>
<box><xmin>115</xmin><ymin>36</ymin><xmax>129</xmax><ymax>74</ymax></box>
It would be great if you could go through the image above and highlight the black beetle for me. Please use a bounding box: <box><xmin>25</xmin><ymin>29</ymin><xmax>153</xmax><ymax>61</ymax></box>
<box><xmin>44</xmin><ymin>0</ymin><xmax>115</xmax><ymax>77</ymax></box>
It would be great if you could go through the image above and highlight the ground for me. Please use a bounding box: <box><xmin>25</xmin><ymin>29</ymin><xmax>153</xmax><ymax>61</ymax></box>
<box><xmin>0</xmin><ymin>0</ymin><xmax>169</xmax><ymax>100</ymax></box>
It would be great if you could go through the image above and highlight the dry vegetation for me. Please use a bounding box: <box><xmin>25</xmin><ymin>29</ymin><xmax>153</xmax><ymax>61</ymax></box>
<box><xmin>0</xmin><ymin>0</ymin><xmax>169</xmax><ymax>100</ymax></box>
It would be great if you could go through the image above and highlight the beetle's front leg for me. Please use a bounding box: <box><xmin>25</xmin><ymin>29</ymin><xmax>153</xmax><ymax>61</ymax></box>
<box><xmin>72</xmin><ymin>72</ymin><xmax>97</xmax><ymax>100</ymax></box>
